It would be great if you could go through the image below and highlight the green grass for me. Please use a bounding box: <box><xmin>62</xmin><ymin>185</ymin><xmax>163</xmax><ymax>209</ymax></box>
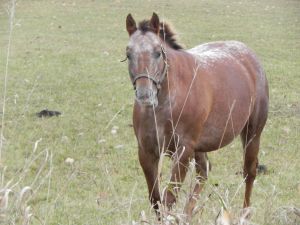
<box><xmin>0</xmin><ymin>0</ymin><xmax>299</xmax><ymax>224</ymax></box>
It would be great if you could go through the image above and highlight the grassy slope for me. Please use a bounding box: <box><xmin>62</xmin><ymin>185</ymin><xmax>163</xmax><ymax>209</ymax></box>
<box><xmin>0</xmin><ymin>0</ymin><xmax>299</xmax><ymax>224</ymax></box>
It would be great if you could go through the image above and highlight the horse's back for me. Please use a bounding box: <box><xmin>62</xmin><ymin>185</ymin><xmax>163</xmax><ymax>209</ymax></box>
<box><xmin>186</xmin><ymin>41</ymin><xmax>268</xmax><ymax>151</ymax></box>
<box><xmin>188</xmin><ymin>41</ymin><xmax>260</xmax><ymax>71</ymax></box>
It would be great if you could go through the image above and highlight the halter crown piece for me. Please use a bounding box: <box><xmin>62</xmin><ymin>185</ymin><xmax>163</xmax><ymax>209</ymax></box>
<box><xmin>132</xmin><ymin>46</ymin><xmax>168</xmax><ymax>90</ymax></box>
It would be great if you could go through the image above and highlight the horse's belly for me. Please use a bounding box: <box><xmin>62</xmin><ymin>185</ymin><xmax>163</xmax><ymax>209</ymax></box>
<box><xmin>196</xmin><ymin>103</ymin><xmax>250</xmax><ymax>151</ymax></box>
<box><xmin>197</xmin><ymin>126</ymin><xmax>238</xmax><ymax>151</ymax></box>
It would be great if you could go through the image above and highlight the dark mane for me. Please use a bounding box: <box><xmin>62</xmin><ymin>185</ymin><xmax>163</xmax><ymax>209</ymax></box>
<box><xmin>138</xmin><ymin>20</ymin><xmax>184</xmax><ymax>50</ymax></box>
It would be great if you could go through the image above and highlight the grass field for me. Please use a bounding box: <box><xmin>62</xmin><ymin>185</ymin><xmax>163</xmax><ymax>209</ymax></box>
<box><xmin>0</xmin><ymin>0</ymin><xmax>299</xmax><ymax>224</ymax></box>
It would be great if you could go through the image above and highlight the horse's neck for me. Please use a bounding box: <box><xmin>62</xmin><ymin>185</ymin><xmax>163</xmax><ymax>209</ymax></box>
<box><xmin>163</xmin><ymin>49</ymin><xmax>194</xmax><ymax>93</ymax></box>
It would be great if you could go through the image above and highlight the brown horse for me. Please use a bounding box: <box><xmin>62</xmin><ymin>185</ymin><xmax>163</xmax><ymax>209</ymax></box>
<box><xmin>125</xmin><ymin>13</ymin><xmax>269</xmax><ymax>217</ymax></box>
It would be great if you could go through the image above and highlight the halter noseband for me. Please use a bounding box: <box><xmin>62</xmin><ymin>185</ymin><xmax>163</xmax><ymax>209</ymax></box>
<box><xmin>132</xmin><ymin>46</ymin><xmax>168</xmax><ymax>90</ymax></box>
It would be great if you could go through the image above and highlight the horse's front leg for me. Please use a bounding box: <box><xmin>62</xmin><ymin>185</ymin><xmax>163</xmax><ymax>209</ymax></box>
<box><xmin>163</xmin><ymin>145</ymin><xmax>193</xmax><ymax>209</ymax></box>
<box><xmin>184</xmin><ymin>152</ymin><xmax>210</xmax><ymax>219</ymax></box>
<box><xmin>138</xmin><ymin>146</ymin><xmax>161</xmax><ymax>212</ymax></box>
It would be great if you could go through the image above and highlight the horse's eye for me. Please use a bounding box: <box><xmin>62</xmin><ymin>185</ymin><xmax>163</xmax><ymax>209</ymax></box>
<box><xmin>153</xmin><ymin>51</ymin><xmax>161</xmax><ymax>59</ymax></box>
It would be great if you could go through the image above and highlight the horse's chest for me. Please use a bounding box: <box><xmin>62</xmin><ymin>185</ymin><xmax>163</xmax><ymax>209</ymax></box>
<box><xmin>135</xmin><ymin>111</ymin><xmax>172</xmax><ymax>155</ymax></box>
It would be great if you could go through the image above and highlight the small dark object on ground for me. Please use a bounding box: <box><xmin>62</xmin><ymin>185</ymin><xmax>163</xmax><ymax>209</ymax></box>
<box><xmin>235</xmin><ymin>164</ymin><xmax>268</xmax><ymax>175</ymax></box>
<box><xmin>36</xmin><ymin>109</ymin><xmax>61</xmax><ymax>118</ymax></box>
<box><xmin>257</xmin><ymin>164</ymin><xmax>268</xmax><ymax>174</ymax></box>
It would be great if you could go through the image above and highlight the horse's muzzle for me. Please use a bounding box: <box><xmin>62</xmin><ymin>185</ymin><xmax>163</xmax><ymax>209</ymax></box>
<box><xmin>135</xmin><ymin>86</ymin><xmax>158</xmax><ymax>107</ymax></box>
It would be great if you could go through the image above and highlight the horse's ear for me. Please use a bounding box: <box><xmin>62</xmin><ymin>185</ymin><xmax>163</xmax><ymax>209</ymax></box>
<box><xmin>126</xmin><ymin>13</ymin><xmax>137</xmax><ymax>36</ymax></box>
<box><xmin>150</xmin><ymin>12</ymin><xmax>160</xmax><ymax>35</ymax></box>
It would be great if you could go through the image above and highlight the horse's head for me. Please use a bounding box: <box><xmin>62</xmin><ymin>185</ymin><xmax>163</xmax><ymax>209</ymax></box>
<box><xmin>125</xmin><ymin>13</ymin><xmax>167</xmax><ymax>107</ymax></box>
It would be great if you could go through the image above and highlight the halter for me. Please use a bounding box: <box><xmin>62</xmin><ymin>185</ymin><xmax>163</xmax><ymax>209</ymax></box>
<box><xmin>132</xmin><ymin>46</ymin><xmax>168</xmax><ymax>90</ymax></box>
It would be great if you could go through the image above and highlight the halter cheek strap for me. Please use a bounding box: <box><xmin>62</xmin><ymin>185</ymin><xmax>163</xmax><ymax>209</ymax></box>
<box><xmin>132</xmin><ymin>46</ymin><xmax>168</xmax><ymax>90</ymax></box>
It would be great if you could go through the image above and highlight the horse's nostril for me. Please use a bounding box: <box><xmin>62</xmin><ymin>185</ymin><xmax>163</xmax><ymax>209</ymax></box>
<box><xmin>136</xmin><ymin>89</ymin><xmax>149</xmax><ymax>99</ymax></box>
<box><xmin>135</xmin><ymin>87</ymin><xmax>158</xmax><ymax>106</ymax></box>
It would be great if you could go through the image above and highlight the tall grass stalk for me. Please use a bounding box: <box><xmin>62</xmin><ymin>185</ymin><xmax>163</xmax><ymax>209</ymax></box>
<box><xmin>0</xmin><ymin>0</ymin><xmax>15</xmax><ymax>161</ymax></box>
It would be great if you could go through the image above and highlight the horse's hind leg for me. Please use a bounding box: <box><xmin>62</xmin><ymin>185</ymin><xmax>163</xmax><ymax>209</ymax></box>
<box><xmin>241</xmin><ymin>105</ymin><xmax>268</xmax><ymax>207</ymax></box>
<box><xmin>184</xmin><ymin>152</ymin><xmax>210</xmax><ymax>218</ymax></box>
<box><xmin>241</xmin><ymin>132</ymin><xmax>260</xmax><ymax>208</ymax></box>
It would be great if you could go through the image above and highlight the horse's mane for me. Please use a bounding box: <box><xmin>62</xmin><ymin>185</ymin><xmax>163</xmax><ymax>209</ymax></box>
<box><xmin>138</xmin><ymin>20</ymin><xmax>184</xmax><ymax>50</ymax></box>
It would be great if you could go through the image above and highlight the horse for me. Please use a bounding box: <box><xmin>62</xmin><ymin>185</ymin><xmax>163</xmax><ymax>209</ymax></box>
<box><xmin>124</xmin><ymin>12</ymin><xmax>269</xmax><ymax>218</ymax></box>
